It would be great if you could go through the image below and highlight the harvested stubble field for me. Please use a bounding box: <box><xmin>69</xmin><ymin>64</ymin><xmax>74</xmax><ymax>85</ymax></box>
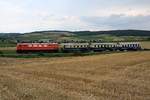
<box><xmin>0</xmin><ymin>51</ymin><xmax>150</xmax><ymax>100</ymax></box>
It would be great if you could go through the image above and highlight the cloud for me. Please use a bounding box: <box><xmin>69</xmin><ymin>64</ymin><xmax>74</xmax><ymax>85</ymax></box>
<box><xmin>81</xmin><ymin>14</ymin><xmax>150</xmax><ymax>30</ymax></box>
<box><xmin>0</xmin><ymin>0</ymin><xmax>150</xmax><ymax>32</ymax></box>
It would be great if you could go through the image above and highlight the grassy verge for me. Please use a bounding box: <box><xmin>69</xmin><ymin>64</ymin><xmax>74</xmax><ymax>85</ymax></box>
<box><xmin>0</xmin><ymin>49</ymin><xmax>147</xmax><ymax>58</ymax></box>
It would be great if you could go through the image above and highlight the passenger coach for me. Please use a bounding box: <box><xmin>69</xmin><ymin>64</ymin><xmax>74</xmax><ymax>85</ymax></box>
<box><xmin>60</xmin><ymin>43</ymin><xmax>90</xmax><ymax>52</ymax></box>
<box><xmin>90</xmin><ymin>42</ymin><xmax>141</xmax><ymax>51</ymax></box>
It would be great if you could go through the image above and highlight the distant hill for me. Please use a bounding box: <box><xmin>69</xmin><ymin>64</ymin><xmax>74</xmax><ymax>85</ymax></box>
<box><xmin>72</xmin><ymin>30</ymin><xmax>150</xmax><ymax>36</ymax></box>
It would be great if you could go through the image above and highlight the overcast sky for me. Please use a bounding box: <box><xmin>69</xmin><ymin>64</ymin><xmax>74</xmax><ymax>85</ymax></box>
<box><xmin>0</xmin><ymin>0</ymin><xmax>150</xmax><ymax>33</ymax></box>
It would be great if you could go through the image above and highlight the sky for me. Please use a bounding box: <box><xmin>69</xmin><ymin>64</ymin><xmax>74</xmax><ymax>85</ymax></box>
<box><xmin>0</xmin><ymin>0</ymin><xmax>150</xmax><ymax>33</ymax></box>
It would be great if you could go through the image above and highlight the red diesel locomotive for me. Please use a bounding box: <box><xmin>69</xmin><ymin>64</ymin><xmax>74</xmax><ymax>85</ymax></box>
<box><xmin>17</xmin><ymin>43</ymin><xmax>59</xmax><ymax>53</ymax></box>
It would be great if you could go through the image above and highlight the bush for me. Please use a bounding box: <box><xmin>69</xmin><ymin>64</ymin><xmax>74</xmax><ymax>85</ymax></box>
<box><xmin>0</xmin><ymin>51</ymin><xmax>3</xmax><ymax>55</ymax></box>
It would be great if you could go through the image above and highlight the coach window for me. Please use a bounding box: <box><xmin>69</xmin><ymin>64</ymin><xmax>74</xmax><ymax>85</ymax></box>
<box><xmin>107</xmin><ymin>45</ymin><xmax>109</xmax><ymax>47</ymax></box>
<box><xmin>105</xmin><ymin>45</ymin><xmax>108</xmax><ymax>48</ymax></box>
<box><xmin>67</xmin><ymin>45</ymin><xmax>70</xmax><ymax>48</ymax></box>
<box><xmin>129</xmin><ymin>44</ymin><xmax>131</xmax><ymax>47</ymax></box>
<box><xmin>130</xmin><ymin>44</ymin><xmax>132</xmax><ymax>47</ymax></box>
<box><xmin>102</xmin><ymin>45</ymin><xmax>105</xmax><ymax>48</ymax></box>
<box><xmin>124</xmin><ymin>45</ymin><xmax>126</xmax><ymax>47</ymax></box>
<box><xmin>132</xmin><ymin>44</ymin><xmax>134</xmax><ymax>47</ymax></box>
<box><xmin>136</xmin><ymin>44</ymin><xmax>138</xmax><ymax>47</ymax></box>
<box><xmin>69</xmin><ymin>45</ymin><xmax>71</xmax><ymax>48</ymax></box>
<box><xmin>67</xmin><ymin>45</ymin><xmax>69</xmax><ymax>48</ymax></box>
<box><xmin>135</xmin><ymin>44</ymin><xmax>137</xmax><ymax>47</ymax></box>
<box><xmin>109</xmin><ymin>45</ymin><xmax>111</xmax><ymax>47</ymax></box>
<box><xmin>106</xmin><ymin>45</ymin><xmax>108</xmax><ymax>47</ymax></box>
<box><xmin>127</xmin><ymin>44</ymin><xmax>130</xmax><ymax>47</ymax></box>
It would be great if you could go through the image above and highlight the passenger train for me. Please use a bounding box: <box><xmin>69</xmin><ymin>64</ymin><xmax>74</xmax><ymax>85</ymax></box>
<box><xmin>16</xmin><ymin>41</ymin><xmax>141</xmax><ymax>53</ymax></box>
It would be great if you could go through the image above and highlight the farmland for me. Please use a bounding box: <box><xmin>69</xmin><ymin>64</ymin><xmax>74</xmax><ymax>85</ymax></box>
<box><xmin>0</xmin><ymin>51</ymin><xmax>150</xmax><ymax>100</ymax></box>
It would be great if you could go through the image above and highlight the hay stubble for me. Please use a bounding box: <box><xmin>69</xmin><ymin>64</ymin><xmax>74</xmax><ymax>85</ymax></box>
<box><xmin>0</xmin><ymin>51</ymin><xmax>150</xmax><ymax>100</ymax></box>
